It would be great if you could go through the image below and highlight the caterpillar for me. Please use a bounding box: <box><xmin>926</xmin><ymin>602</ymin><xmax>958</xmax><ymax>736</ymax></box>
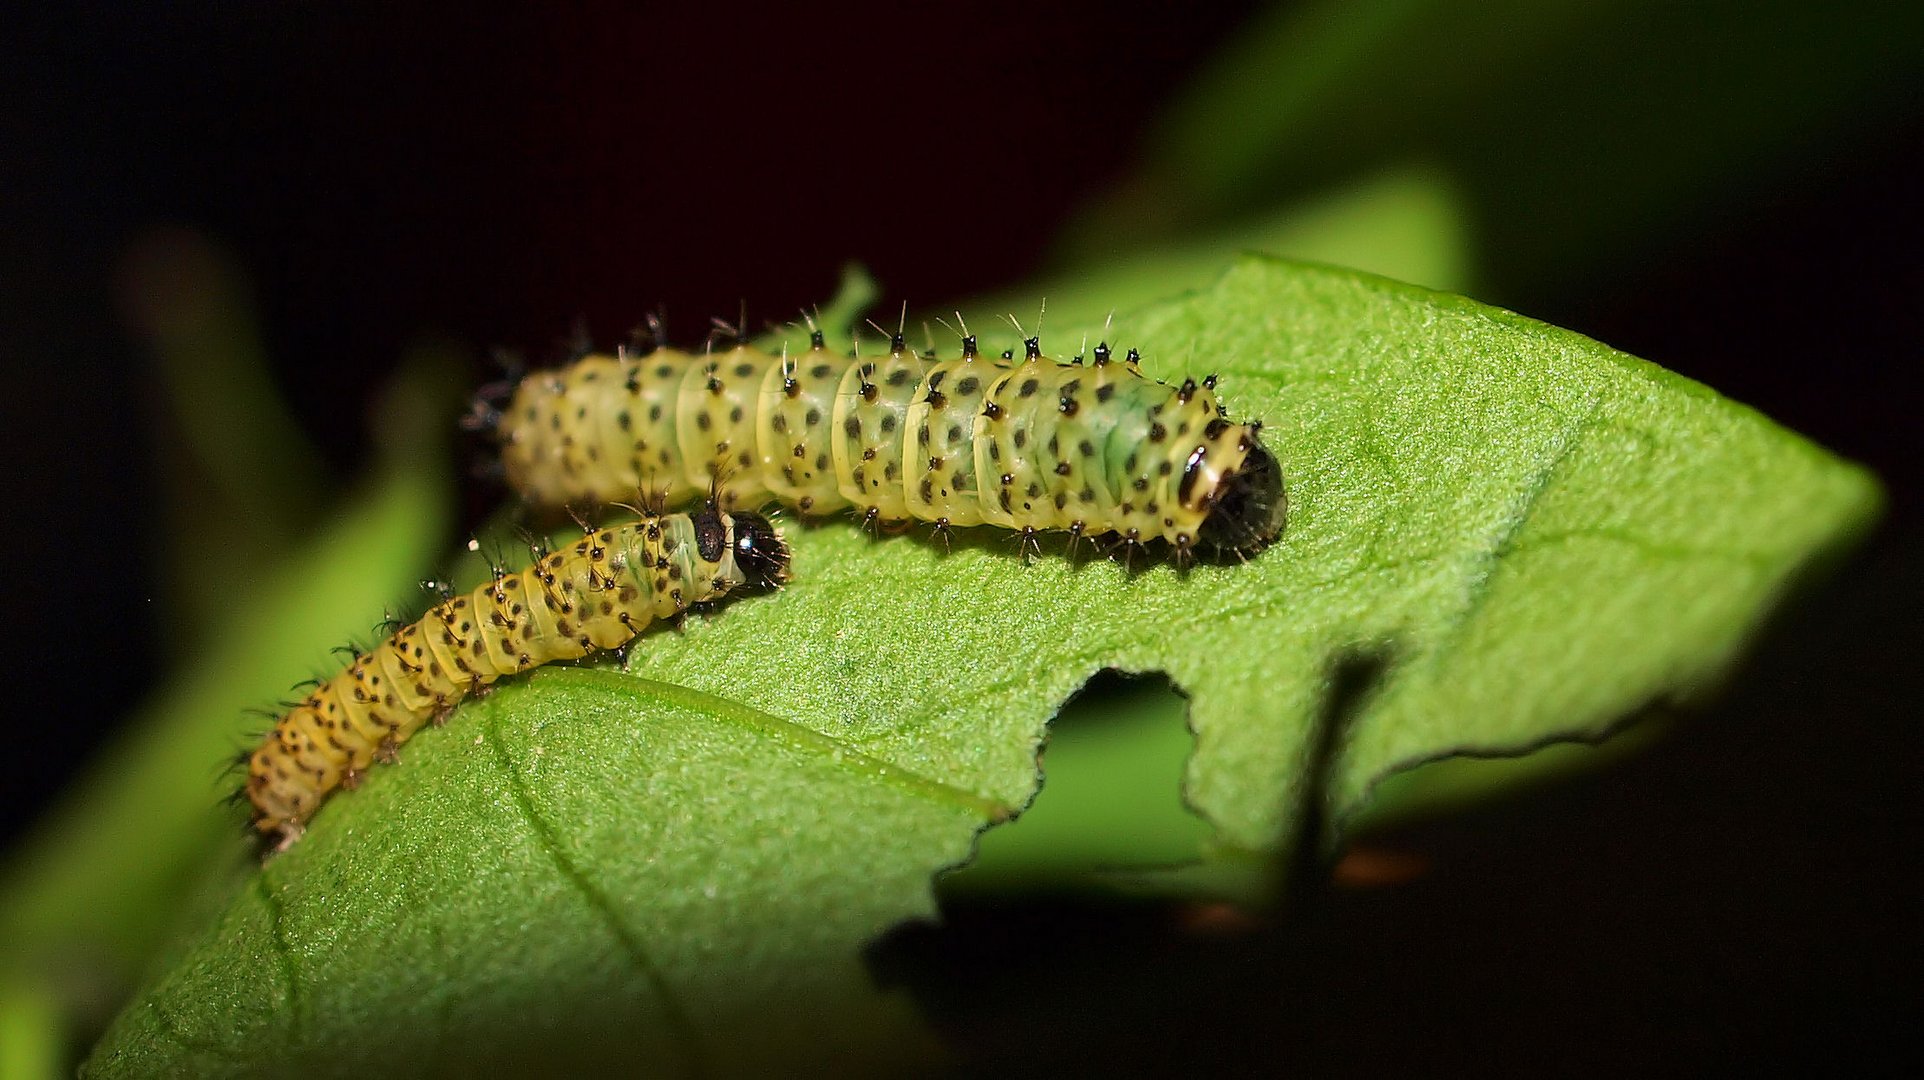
<box><xmin>471</xmin><ymin>325</ymin><xmax>1286</xmax><ymax>562</ymax></box>
<box><xmin>242</xmin><ymin>507</ymin><xmax>788</xmax><ymax>851</ymax></box>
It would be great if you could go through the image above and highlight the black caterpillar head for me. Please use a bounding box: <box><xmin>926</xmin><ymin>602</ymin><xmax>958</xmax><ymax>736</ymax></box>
<box><xmin>693</xmin><ymin>507</ymin><xmax>789</xmax><ymax>591</ymax></box>
<box><xmin>1197</xmin><ymin>442</ymin><xmax>1287</xmax><ymax>555</ymax></box>
<box><xmin>731</xmin><ymin>512</ymin><xmax>789</xmax><ymax>590</ymax></box>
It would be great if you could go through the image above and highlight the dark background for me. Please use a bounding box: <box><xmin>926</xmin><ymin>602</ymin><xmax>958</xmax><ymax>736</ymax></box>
<box><xmin>3</xmin><ymin>2</ymin><xmax>1918</xmax><ymax>1073</ymax></box>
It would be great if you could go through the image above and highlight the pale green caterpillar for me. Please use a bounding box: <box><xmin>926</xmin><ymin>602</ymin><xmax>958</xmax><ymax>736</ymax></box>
<box><xmin>474</xmin><ymin>326</ymin><xmax>1286</xmax><ymax>561</ymax></box>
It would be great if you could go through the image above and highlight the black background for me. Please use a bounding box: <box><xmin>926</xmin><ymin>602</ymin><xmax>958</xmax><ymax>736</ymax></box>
<box><xmin>3</xmin><ymin>2</ymin><xmax>1918</xmax><ymax>1073</ymax></box>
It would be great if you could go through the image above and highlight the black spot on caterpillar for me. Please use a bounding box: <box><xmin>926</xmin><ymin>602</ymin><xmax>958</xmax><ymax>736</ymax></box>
<box><xmin>243</xmin><ymin>507</ymin><xmax>788</xmax><ymax>851</ymax></box>
<box><xmin>473</xmin><ymin>325</ymin><xmax>1286</xmax><ymax>561</ymax></box>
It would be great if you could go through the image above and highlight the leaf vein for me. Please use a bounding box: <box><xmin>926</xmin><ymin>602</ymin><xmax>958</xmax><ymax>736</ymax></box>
<box><xmin>479</xmin><ymin>707</ymin><xmax>710</xmax><ymax>1079</ymax></box>
<box><xmin>1440</xmin><ymin>385</ymin><xmax>1606</xmax><ymax>643</ymax></box>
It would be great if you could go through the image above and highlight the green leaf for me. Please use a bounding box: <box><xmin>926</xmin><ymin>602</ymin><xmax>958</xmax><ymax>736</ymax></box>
<box><xmin>85</xmin><ymin>257</ymin><xmax>1876</xmax><ymax>1075</ymax></box>
<box><xmin>0</xmin><ymin>977</ymin><xmax>61</xmax><ymax>1080</ymax></box>
<box><xmin>118</xmin><ymin>228</ymin><xmax>331</xmax><ymax>643</ymax></box>
<box><xmin>1031</xmin><ymin>167</ymin><xmax>1475</xmax><ymax>315</ymax></box>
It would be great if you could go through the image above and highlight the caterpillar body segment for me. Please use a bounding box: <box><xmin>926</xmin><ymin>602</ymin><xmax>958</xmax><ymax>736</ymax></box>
<box><xmin>492</xmin><ymin>333</ymin><xmax>1286</xmax><ymax>559</ymax></box>
<box><xmin>245</xmin><ymin>508</ymin><xmax>788</xmax><ymax>850</ymax></box>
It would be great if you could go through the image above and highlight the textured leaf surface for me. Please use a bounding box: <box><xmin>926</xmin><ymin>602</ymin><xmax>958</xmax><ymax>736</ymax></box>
<box><xmin>86</xmin><ymin>257</ymin><xmax>1876</xmax><ymax>1075</ymax></box>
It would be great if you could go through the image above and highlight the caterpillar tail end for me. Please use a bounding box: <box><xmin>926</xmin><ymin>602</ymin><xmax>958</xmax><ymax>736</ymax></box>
<box><xmin>271</xmin><ymin>821</ymin><xmax>305</xmax><ymax>855</ymax></box>
<box><xmin>459</xmin><ymin>387</ymin><xmax>508</xmax><ymax>436</ymax></box>
<box><xmin>460</xmin><ymin>377</ymin><xmax>514</xmax><ymax>489</ymax></box>
<box><xmin>250</xmin><ymin>815</ymin><xmax>305</xmax><ymax>860</ymax></box>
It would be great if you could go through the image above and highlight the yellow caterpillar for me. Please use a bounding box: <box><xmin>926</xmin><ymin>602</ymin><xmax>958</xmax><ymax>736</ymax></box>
<box><xmin>244</xmin><ymin>507</ymin><xmax>787</xmax><ymax>850</ymax></box>
<box><xmin>473</xmin><ymin>329</ymin><xmax>1286</xmax><ymax>562</ymax></box>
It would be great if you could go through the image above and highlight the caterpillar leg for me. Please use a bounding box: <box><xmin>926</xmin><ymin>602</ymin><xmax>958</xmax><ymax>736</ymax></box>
<box><xmin>1018</xmin><ymin>525</ymin><xmax>1043</xmax><ymax>563</ymax></box>
<box><xmin>271</xmin><ymin>821</ymin><xmax>305</xmax><ymax>854</ymax></box>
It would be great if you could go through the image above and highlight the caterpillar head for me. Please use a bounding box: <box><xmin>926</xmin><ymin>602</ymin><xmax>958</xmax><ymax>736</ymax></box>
<box><xmin>693</xmin><ymin>506</ymin><xmax>790</xmax><ymax>592</ymax></box>
<box><xmin>730</xmin><ymin>511</ymin><xmax>790</xmax><ymax>591</ymax></box>
<box><xmin>1198</xmin><ymin>439</ymin><xmax>1287</xmax><ymax>555</ymax></box>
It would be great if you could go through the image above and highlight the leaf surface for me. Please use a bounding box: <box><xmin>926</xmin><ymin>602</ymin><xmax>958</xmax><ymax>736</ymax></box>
<box><xmin>86</xmin><ymin>257</ymin><xmax>1877</xmax><ymax>1075</ymax></box>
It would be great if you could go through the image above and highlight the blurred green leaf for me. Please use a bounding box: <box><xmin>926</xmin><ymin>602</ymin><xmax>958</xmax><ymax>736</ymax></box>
<box><xmin>1074</xmin><ymin>0</ymin><xmax>1924</xmax><ymax>300</ymax></box>
<box><xmin>0</xmin><ymin>978</ymin><xmax>61</xmax><ymax>1080</ymax></box>
<box><xmin>117</xmin><ymin>228</ymin><xmax>330</xmax><ymax>641</ymax></box>
<box><xmin>0</xmin><ymin>356</ymin><xmax>457</xmax><ymax>1029</ymax></box>
<box><xmin>1013</xmin><ymin>168</ymin><xmax>1473</xmax><ymax>320</ymax></box>
<box><xmin>87</xmin><ymin>257</ymin><xmax>1874</xmax><ymax>1075</ymax></box>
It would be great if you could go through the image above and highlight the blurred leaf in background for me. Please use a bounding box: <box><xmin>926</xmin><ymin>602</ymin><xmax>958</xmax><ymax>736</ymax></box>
<box><xmin>0</xmin><ymin>229</ymin><xmax>464</xmax><ymax>1070</ymax></box>
<box><xmin>113</xmin><ymin>229</ymin><xmax>330</xmax><ymax>645</ymax></box>
<box><xmin>1061</xmin><ymin>0</ymin><xmax>1924</xmax><ymax>305</ymax></box>
<box><xmin>971</xmin><ymin>166</ymin><xmax>1473</xmax><ymax>325</ymax></box>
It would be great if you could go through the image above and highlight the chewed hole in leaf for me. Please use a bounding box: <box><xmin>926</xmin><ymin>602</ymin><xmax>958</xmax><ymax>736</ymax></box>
<box><xmin>943</xmin><ymin>671</ymin><xmax>1212</xmax><ymax>897</ymax></box>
